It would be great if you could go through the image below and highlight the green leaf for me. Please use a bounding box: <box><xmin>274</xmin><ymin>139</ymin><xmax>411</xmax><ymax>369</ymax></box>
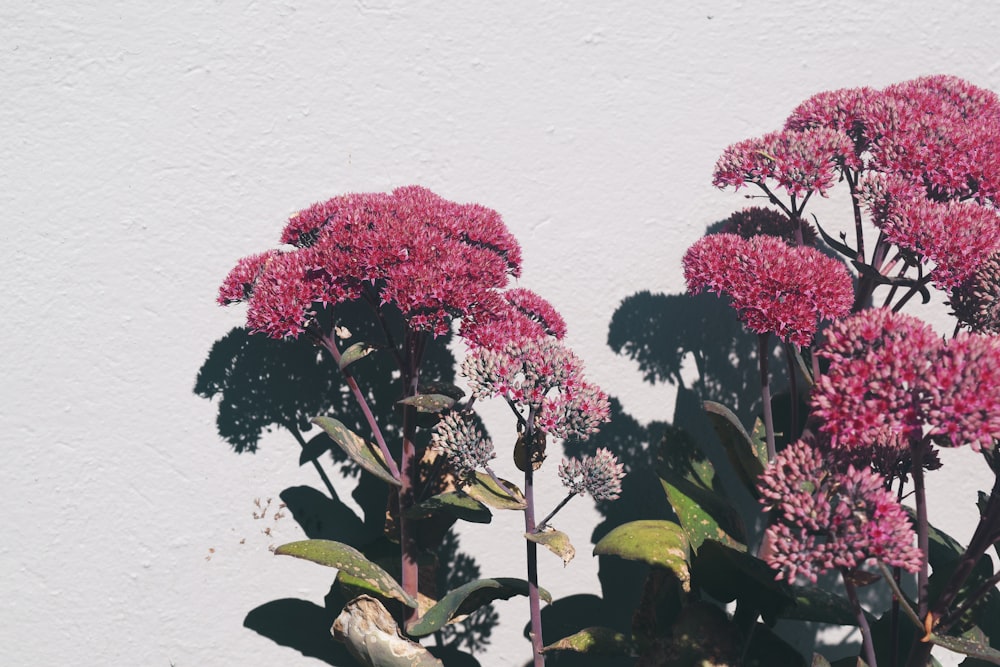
<box><xmin>463</xmin><ymin>472</ymin><xmax>526</xmax><ymax>510</ymax></box>
<box><xmin>526</xmin><ymin>528</ymin><xmax>576</xmax><ymax>566</ymax></box>
<box><xmin>403</xmin><ymin>492</ymin><xmax>492</xmax><ymax>524</ymax></box>
<box><xmin>311</xmin><ymin>416</ymin><xmax>400</xmax><ymax>486</ymax></box>
<box><xmin>593</xmin><ymin>520</ymin><xmax>690</xmax><ymax>592</ymax></box>
<box><xmin>338</xmin><ymin>341</ymin><xmax>379</xmax><ymax>371</ymax></box>
<box><xmin>407</xmin><ymin>578</ymin><xmax>549</xmax><ymax>637</ymax></box>
<box><xmin>703</xmin><ymin>400</ymin><xmax>766</xmax><ymax>496</ymax></box>
<box><xmin>333</xmin><ymin>595</ymin><xmax>443</xmax><ymax>666</ymax></box>
<box><xmin>397</xmin><ymin>393</ymin><xmax>455</xmax><ymax>413</ymax></box>
<box><xmin>929</xmin><ymin>633</ymin><xmax>1000</xmax><ymax>664</ymax></box>
<box><xmin>274</xmin><ymin>539</ymin><xmax>417</xmax><ymax>608</ymax></box>
<box><xmin>542</xmin><ymin>627</ymin><xmax>635</xmax><ymax>655</ymax></box>
<box><xmin>811</xmin><ymin>654</ymin><xmax>832</xmax><ymax>667</ymax></box>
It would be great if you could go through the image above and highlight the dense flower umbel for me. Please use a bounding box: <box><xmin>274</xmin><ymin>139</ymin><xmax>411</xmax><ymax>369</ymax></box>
<box><xmin>462</xmin><ymin>338</ymin><xmax>610</xmax><ymax>440</ymax></box>
<box><xmin>719</xmin><ymin>207</ymin><xmax>817</xmax><ymax>246</ymax></box>
<box><xmin>430</xmin><ymin>413</ymin><xmax>495</xmax><ymax>479</ymax></box>
<box><xmin>713</xmin><ymin>127</ymin><xmax>860</xmax><ymax>197</ymax></box>
<box><xmin>813</xmin><ymin>309</ymin><xmax>1000</xmax><ymax>452</ymax></box>
<box><xmin>558</xmin><ymin>448</ymin><xmax>625</xmax><ymax>501</ymax></box>
<box><xmin>682</xmin><ymin>233</ymin><xmax>853</xmax><ymax>346</ymax></box>
<box><xmin>460</xmin><ymin>287</ymin><xmax>567</xmax><ymax>350</ymax></box>
<box><xmin>219</xmin><ymin>186</ymin><xmax>522</xmax><ymax>339</ymax></box>
<box><xmin>758</xmin><ymin>440</ymin><xmax>922</xmax><ymax>584</ymax></box>
<box><xmin>950</xmin><ymin>252</ymin><xmax>1000</xmax><ymax>333</ymax></box>
<box><xmin>858</xmin><ymin>174</ymin><xmax>1000</xmax><ymax>290</ymax></box>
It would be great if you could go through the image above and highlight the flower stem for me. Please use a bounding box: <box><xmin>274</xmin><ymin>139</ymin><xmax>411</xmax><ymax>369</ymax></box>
<box><xmin>843</xmin><ymin>569</ymin><xmax>878</xmax><ymax>667</ymax></box>
<box><xmin>522</xmin><ymin>408</ymin><xmax>545</xmax><ymax>666</ymax></box>
<box><xmin>535</xmin><ymin>492</ymin><xmax>577</xmax><ymax>532</ymax></box>
<box><xmin>758</xmin><ymin>333</ymin><xmax>776</xmax><ymax>461</ymax></box>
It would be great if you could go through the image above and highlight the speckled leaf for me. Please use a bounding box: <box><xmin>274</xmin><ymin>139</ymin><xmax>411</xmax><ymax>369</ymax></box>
<box><xmin>397</xmin><ymin>393</ymin><xmax>455</xmax><ymax>413</ymax></box>
<box><xmin>402</xmin><ymin>492</ymin><xmax>492</xmax><ymax>524</ymax></box>
<box><xmin>542</xmin><ymin>627</ymin><xmax>635</xmax><ymax>655</ymax></box>
<box><xmin>929</xmin><ymin>633</ymin><xmax>1000</xmax><ymax>663</ymax></box>
<box><xmin>312</xmin><ymin>416</ymin><xmax>400</xmax><ymax>486</ymax></box>
<box><xmin>704</xmin><ymin>400</ymin><xmax>766</xmax><ymax>496</ymax></box>
<box><xmin>333</xmin><ymin>595</ymin><xmax>443</xmax><ymax>666</ymax></box>
<box><xmin>660</xmin><ymin>475</ymin><xmax>746</xmax><ymax>553</ymax></box>
<box><xmin>526</xmin><ymin>528</ymin><xmax>576</xmax><ymax>566</ymax></box>
<box><xmin>407</xmin><ymin>578</ymin><xmax>549</xmax><ymax>637</ymax></box>
<box><xmin>275</xmin><ymin>539</ymin><xmax>417</xmax><ymax>608</ymax></box>
<box><xmin>463</xmin><ymin>472</ymin><xmax>526</xmax><ymax>510</ymax></box>
<box><xmin>338</xmin><ymin>341</ymin><xmax>379</xmax><ymax>371</ymax></box>
<box><xmin>593</xmin><ymin>520</ymin><xmax>690</xmax><ymax>591</ymax></box>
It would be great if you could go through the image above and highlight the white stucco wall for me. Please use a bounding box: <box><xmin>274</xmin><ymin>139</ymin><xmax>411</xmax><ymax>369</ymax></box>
<box><xmin>3</xmin><ymin>2</ymin><xmax>999</xmax><ymax>665</ymax></box>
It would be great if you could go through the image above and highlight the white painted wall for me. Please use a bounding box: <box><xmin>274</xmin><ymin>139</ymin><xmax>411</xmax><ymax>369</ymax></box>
<box><xmin>3</xmin><ymin>1</ymin><xmax>998</xmax><ymax>665</ymax></box>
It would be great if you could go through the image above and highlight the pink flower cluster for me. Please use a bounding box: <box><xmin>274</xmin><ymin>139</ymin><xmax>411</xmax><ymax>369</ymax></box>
<box><xmin>558</xmin><ymin>448</ymin><xmax>626</xmax><ymax>501</ymax></box>
<box><xmin>720</xmin><ymin>207</ymin><xmax>817</xmax><ymax>246</ymax></box>
<box><xmin>785</xmin><ymin>75</ymin><xmax>1000</xmax><ymax>204</ymax></box>
<box><xmin>713</xmin><ymin>127</ymin><xmax>860</xmax><ymax>197</ymax></box>
<box><xmin>460</xmin><ymin>287</ymin><xmax>567</xmax><ymax>350</ymax></box>
<box><xmin>813</xmin><ymin>309</ymin><xmax>1000</xmax><ymax>452</ymax></box>
<box><xmin>219</xmin><ymin>186</ymin><xmax>522</xmax><ymax>339</ymax></box>
<box><xmin>858</xmin><ymin>174</ymin><xmax>1000</xmax><ymax>289</ymax></box>
<box><xmin>757</xmin><ymin>440</ymin><xmax>922</xmax><ymax>584</ymax></box>
<box><xmin>462</xmin><ymin>338</ymin><xmax>610</xmax><ymax>440</ymax></box>
<box><xmin>682</xmin><ymin>233</ymin><xmax>853</xmax><ymax>346</ymax></box>
<box><xmin>950</xmin><ymin>252</ymin><xmax>1000</xmax><ymax>334</ymax></box>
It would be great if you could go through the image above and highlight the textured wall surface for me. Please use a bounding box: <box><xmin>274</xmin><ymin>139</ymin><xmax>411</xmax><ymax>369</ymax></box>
<box><xmin>3</xmin><ymin>2</ymin><xmax>999</xmax><ymax>665</ymax></box>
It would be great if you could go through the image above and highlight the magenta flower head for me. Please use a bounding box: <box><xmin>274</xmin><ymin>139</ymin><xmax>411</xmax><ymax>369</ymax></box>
<box><xmin>757</xmin><ymin>440</ymin><xmax>922</xmax><ymax>584</ymax></box>
<box><xmin>713</xmin><ymin>126</ymin><xmax>859</xmax><ymax>197</ymax></box>
<box><xmin>218</xmin><ymin>186</ymin><xmax>522</xmax><ymax>339</ymax></box>
<box><xmin>430</xmin><ymin>412</ymin><xmax>495</xmax><ymax>479</ymax></box>
<box><xmin>558</xmin><ymin>448</ymin><xmax>625</xmax><ymax>501</ymax></box>
<box><xmin>950</xmin><ymin>252</ymin><xmax>1000</xmax><ymax>334</ymax></box>
<box><xmin>813</xmin><ymin>308</ymin><xmax>1000</xmax><ymax>452</ymax></box>
<box><xmin>682</xmin><ymin>233</ymin><xmax>853</xmax><ymax>346</ymax></box>
<box><xmin>462</xmin><ymin>338</ymin><xmax>610</xmax><ymax>440</ymax></box>
<box><xmin>720</xmin><ymin>207</ymin><xmax>817</xmax><ymax>246</ymax></box>
<box><xmin>460</xmin><ymin>287</ymin><xmax>567</xmax><ymax>350</ymax></box>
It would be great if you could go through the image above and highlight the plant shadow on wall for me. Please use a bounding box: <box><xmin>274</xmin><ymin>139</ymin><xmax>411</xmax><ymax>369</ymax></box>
<box><xmin>194</xmin><ymin>301</ymin><xmax>491</xmax><ymax>667</ymax></box>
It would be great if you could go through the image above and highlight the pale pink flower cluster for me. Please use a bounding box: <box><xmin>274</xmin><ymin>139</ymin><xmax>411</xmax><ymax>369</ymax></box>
<box><xmin>713</xmin><ymin>126</ymin><xmax>860</xmax><ymax>197</ymax></box>
<box><xmin>813</xmin><ymin>309</ymin><xmax>1000</xmax><ymax>452</ymax></box>
<box><xmin>430</xmin><ymin>412</ymin><xmax>495</xmax><ymax>479</ymax></box>
<box><xmin>558</xmin><ymin>448</ymin><xmax>626</xmax><ymax>501</ymax></box>
<box><xmin>462</xmin><ymin>338</ymin><xmax>610</xmax><ymax>440</ymax></box>
<box><xmin>950</xmin><ymin>252</ymin><xmax>1000</xmax><ymax>334</ymax></box>
<box><xmin>758</xmin><ymin>440</ymin><xmax>922</xmax><ymax>584</ymax></box>
<box><xmin>219</xmin><ymin>186</ymin><xmax>522</xmax><ymax>339</ymax></box>
<box><xmin>858</xmin><ymin>174</ymin><xmax>1000</xmax><ymax>289</ymax></box>
<box><xmin>682</xmin><ymin>233</ymin><xmax>853</xmax><ymax>346</ymax></box>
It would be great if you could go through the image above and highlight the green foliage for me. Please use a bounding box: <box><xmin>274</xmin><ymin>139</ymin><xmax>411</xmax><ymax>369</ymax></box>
<box><xmin>526</xmin><ymin>529</ymin><xmax>576</xmax><ymax>566</ymax></box>
<box><xmin>311</xmin><ymin>416</ymin><xmax>400</xmax><ymax>486</ymax></box>
<box><xmin>542</xmin><ymin>627</ymin><xmax>636</xmax><ymax>656</ymax></box>
<box><xmin>407</xmin><ymin>578</ymin><xmax>549</xmax><ymax>637</ymax></box>
<box><xmin>403</xmin><ymin>492</ymin><xmax>492</xmax><ymax>524</ymax></box>
<box><xmin>593</xmin><ymin>520</ymin><xmax>690</xmax><ymax>591</ymax></box>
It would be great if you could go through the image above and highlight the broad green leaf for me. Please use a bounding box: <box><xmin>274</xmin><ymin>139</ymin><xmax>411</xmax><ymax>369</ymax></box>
<box><xmin>593</xmin><ymin>520</ymin><xmax>690</xmax><ymax>591</ymax></box>
<box><xmin>526</xmin><ymin>528</ymin><xmax>575</xmax><ymax>566</ymax></box>
<box><xmin>542</xmin><ymin>627</ymin><xmax>635</xmax><ymax>655</ymax></box>
<box><xmin>312</xmin><ymin>416</ymin><xmax>400</xmax><ymax>486</ymax></box>
<box><xmin>463</xmin><ymin>472</ymin><xmax>526</xmax><ymax>510</ymax></box>
<box><xmin>407</xmin><ymin>578</ymin><xmax>550</xmax><ymax>637</ymax></box>
<box><xmin>929</xmin><ymin>633</ymin><xmax>1000</xmax><ymax>664</ymax></box>
<box><xmin>333</xmin><ymin>595</ymin><xmax>443</xmax><ymax>666</ymax></box>
<box><xmin>338</xmin><ymin>341</ymin><xmax>379</xmax><ymax>371</ymax></box>
<box><xmin>403</xmin><ymin>492</ymin><xmax>492</xmax><ymax>524</ymax></box>
<box><xmin>274</xmin><ymin>539</ymin><xmax>417</xmax><ymax>608</ymax></box>
<box><xmin>812</xmin><ymin>654</ymin><xmax>832</xmax><ymax>667</ymax></box>
<box><xmin>658</xmin><ymin>430</ymin><xmax>747</xmax><ymax>552</ymax></box>
<box><xmin>397</xmin><ymin>393</ymin><xmax>455</xmax><ymax>413</ymax></box>
<box><xmin>703</xmin><ymin>400</ymin><xmax>766</xmax><ymax>496</ymax></box>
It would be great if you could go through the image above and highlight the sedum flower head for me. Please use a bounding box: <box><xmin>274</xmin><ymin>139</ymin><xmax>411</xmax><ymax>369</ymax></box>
<box><xmin>814</xmin><ymin>308</ymin><xmax>1000</xmax><ymax>452</ymax></box>
<box><xmin>757</xmin><ymin>440</ymin><xmax>922</xmax><ymax>584</ymax></box>
<box><xmin>460</xmin><ymin>287</ymin><xmax>567</xmax><ymax>350</ymax></box>
<box><xmin>558</xmin><ymin>448</ymin><xmax>625</xmax><ymax>501</ymax></box>
<box><xmin>219</xmin><ymin>186</ymin><xmax>523</xmax><ymax>339</ymax></box>
<box><xmin>683</xmin><ymin>233</ymin><xmax>853</xmax><ymax>346</ymax></box>
<box><xmin>462</xmin><ymin>338</ymin><xmax>610</xmax><ymax>440</ymax></box>
<box><xmin>713</xmin><ymin>126</ymin><xmax>860</xmax><ymax>197</ymax></box>
<box><xmin>949</xmin><ymin>252</ymin><xmax>1000</xmax><ymax>334</ymax></box>
<box><xmin>430</xmin><ymin>412</ymin><xmax>495</xmax><ymax>479</ymax></box>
